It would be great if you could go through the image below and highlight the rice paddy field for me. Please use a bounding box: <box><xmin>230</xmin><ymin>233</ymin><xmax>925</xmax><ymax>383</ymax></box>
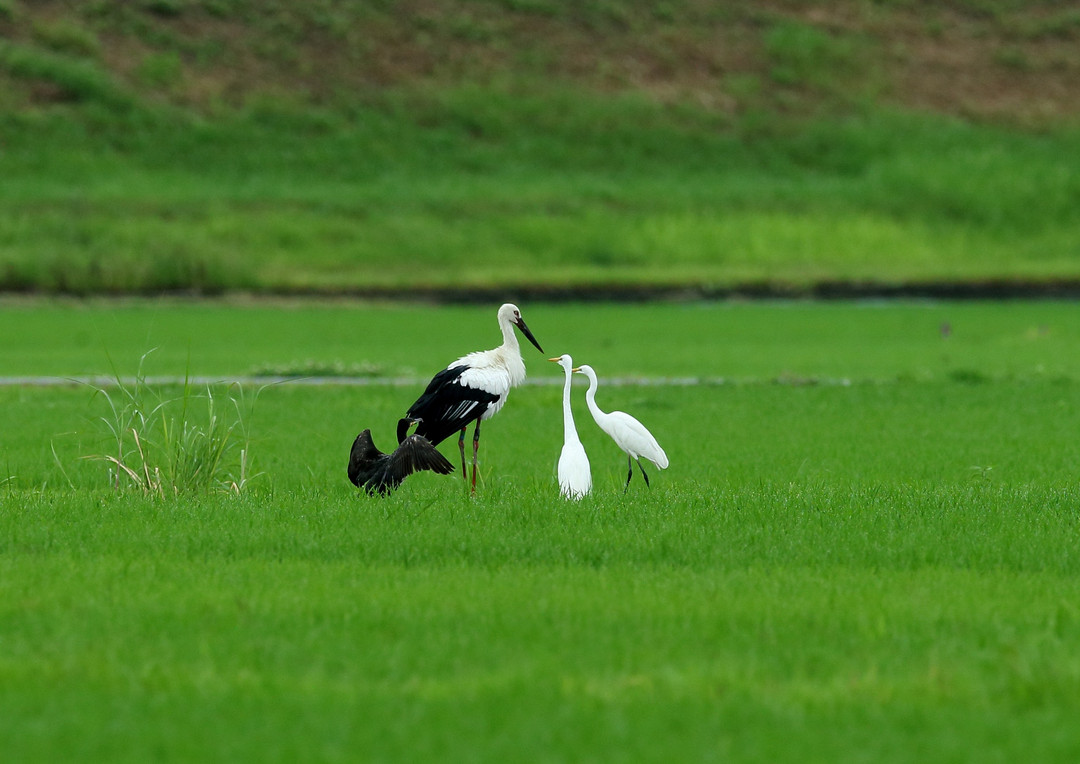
<box><xmin>4</xmin><ymin>2</ymin><xmax>1080</xmax><ymax>760</ymax></box>
<box><xmin>2</xmin><ymin>299</ymin><xmax>1080</xmax><ymax>762</ymax></box>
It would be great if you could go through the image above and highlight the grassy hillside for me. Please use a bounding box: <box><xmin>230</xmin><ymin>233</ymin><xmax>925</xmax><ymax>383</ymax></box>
<box><xmin>1</xmin><ymin>1</ymin><xmax>1079</xmax><ymax>295</ymax></box>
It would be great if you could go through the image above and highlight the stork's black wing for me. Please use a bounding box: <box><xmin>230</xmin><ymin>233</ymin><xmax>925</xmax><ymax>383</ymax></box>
<box><xmin>349</xmin><ymin>429</ymin><xmax>454</xmax><ymax>496</ymax></box>
<box><xmin>397</xmin><ymin>364</ymin><xmax>499</xmax><ymax>445</ymax></box>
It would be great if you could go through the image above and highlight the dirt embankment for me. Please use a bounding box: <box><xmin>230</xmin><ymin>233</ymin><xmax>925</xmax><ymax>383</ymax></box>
<box><xmin>3</xmin><ymin>1</ymin><xmax>1079</xmax><ymax>125</ymax></box>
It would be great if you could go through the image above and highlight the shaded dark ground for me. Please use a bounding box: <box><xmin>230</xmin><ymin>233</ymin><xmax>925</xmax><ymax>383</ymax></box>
<box><xmin>126</xmin><ymin>278</ymin><xmax>1080</xmax><ymax>303</ymax></box>
<box><xmin>6</xmin><ymin>278</ymin><xmax>1080</xmax><ymax>304</ymax></box>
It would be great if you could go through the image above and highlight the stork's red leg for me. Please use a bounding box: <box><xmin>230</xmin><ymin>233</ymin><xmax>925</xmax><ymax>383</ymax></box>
<box><xmin>458</xmin><ymin>428</ymin><xmax>467</xmax><ymax>483</ymax></box>
<box><xmin>471</xmin><ymin>419</ymin><xmax>481</xmax><ymax>493</ymax></box>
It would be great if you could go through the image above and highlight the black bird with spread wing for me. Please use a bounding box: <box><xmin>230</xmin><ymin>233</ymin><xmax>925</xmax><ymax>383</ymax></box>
<box><xmin>348</xmin><ymin>429</ymin><xmax>454</xmax><ymax>496</ymax></box>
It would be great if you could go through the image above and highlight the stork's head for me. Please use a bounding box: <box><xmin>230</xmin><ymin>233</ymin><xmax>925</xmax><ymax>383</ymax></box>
<box><xmin>499</xmin><ymin>303</ymin><xmax>544</xmax><ymax>354</ymax></box>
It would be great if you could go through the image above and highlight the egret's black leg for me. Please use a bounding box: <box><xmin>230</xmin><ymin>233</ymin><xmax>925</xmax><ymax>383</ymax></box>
<box><xmin>624</xmin><ymin>454</ymin><xmax>633</xmax><ymax>492</ymax></box>
<box><xmin>637</xmin><ymin>459</ymin><xmax>651</xmax><ymax>488</ymax></box>
<box><xmin>471</xmin><ymin>419</ymin><xmax>481</xmax><ymax>493</ymax></box>
<box><xmin>458</xmin><ymin>428</ymin><xmax>467</xmax><ymax>482</ymax></box>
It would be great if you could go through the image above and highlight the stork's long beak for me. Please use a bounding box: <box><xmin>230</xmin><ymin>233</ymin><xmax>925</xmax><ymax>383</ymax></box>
<box><xmin>548</xmin><ymin>357</ymin><xmax>560</xmax><ymax>363</ymax></box>
<box><xmin>571</xmin><ymin>367</ymin><xmax>582</xmax><ymax>373</ymax></box>
<box><xmin>515</xmin><ymin>318</ymin><xmax>544</xmax><ymax>354</ymax></box>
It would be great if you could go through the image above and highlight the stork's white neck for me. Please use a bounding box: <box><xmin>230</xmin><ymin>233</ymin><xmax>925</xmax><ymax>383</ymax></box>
<box><xmin>499</xmin><ymin>316</ymin><xmax>519</xmax><ymax>353</ymax></box>
<box><xmin>489</xmin><ymin>316</ymin><xmax>524</xmax><ymax>386</ymax></box>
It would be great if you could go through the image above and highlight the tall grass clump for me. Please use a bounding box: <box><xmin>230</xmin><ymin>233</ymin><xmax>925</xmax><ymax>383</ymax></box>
<box><xmin>0</xmin><ymin>40</ymin><xmax>133</xmax><ymax>111</ymax></box>
<box><xmin>87</xmin><ymin>351</ymin><xmax>260</xmax><ymax>495</ymax></box>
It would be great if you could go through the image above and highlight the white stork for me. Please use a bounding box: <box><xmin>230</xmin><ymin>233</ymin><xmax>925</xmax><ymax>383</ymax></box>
<box><xmin>574</xmin><ymin>364</ymin><xmax>669</xmax><ymax>490</ymax></box>
<box><xmin>549</xmin><ymin>354</ymin><xmax>592</xmax><ymax>499</ymax></box>
<box><xmin>397</xmin><ymin>303</ymin><xmax>544</xmax><ymax>492</ymax></box>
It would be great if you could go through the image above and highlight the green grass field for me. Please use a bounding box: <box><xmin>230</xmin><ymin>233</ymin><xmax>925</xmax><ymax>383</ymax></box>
<box><xmin>3</xmin><ymin>106</ymin><xmax>1079</xmax><ymax>294</ymax></box>
<box><xmin>3</xmin><ymin>300</ymin><xmax>1080</xmax><ymax>762</ymax></box>
<box><xmin>3</xmin><ymin>1</ymin><xmax>1079</xmax><ymax>296</ymax></box>
<box><xmin>4</xmin><ymin>3</ymin><xmax>1080</xmax><ymax>758</ymax></box>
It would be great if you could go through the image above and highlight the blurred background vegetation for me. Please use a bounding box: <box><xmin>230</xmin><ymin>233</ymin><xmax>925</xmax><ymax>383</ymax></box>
<box><xmin>1</xmin><ymin>0</ymin><xmax>1079</xmax><ymax>295</ymax></box>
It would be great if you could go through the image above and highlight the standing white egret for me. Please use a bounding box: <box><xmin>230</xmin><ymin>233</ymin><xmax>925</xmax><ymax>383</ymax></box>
<box><xmin>574</xmin><ymin>364</ymin><xmax>668</xmax><ymax>490</ymax></box>
<box><xmin>549</xmin><ymin>354</ymin><xmax>591</xmax><ymax>499</ymax></box>
<box><xmin>397</xmin><ymin>303</ymin><xmax>544</xmax><ymax>493</ymax></box>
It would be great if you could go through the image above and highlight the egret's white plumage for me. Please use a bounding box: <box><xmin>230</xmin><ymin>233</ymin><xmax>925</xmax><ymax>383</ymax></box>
<box><xmin>575</xmin><ymin>364</ymin><xmax>668</xmax><ymax>489</ymax></box>
<box><xmin>549</xmin><ymin>354</ymin><xmax>591</xmax><ymax>499</ymax></box>
<box><xmin>398</xmin><ymin>303</ymin><xmax>544</xmax><ymax>492</ymax></box>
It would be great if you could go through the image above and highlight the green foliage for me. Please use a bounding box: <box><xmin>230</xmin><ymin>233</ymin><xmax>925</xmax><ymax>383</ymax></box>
<box><xmin>1018</xmin><ymin>8</ymin><xmax>1080</xmax><ymax>39</ymax></box>
<box><xmin>199</xmin><ymin>0</ymin><xmax>245</xmax><ymax>18</ymax></box>
<box><xmin>142</xmin><ymin>0</ymin><xmax>186</xmax><ymax>17</ymax></box>
<box><xmin>483</xmin><ymin>0</ymin><xmax>562</xmax><ymax>16</ymax></box>
<box><xmin>0</xmin><ymin>96</ymin><xmax>1078</xmax><ymax>294</ymax></box>
<box><xmin>85</xmin><ymin>351</ymin><xmax>260</xmax><ymax>495</ymax></box>
<box><xmin>0</xmin><ymin>41</ymin><xmax>132</xmax><ymax>110</ymax></box>
<box><xmin>765</xmin><ymin>21</ymin><xmax>862</xmax><ymax>90</ymax></box>
<box><xmin>31</xmin><ymin>19</ymin><xmax>101</xmax><ymax>58</ymax></box>
<box><xmin>135</xmin><ymin>50</ymin><xmax>183</xmax><ymax>88</ymax></box>
<box><xmin>0</xmin><ymin>0</ymin><xmax>1077</xmax><ymax>295</ymax></box>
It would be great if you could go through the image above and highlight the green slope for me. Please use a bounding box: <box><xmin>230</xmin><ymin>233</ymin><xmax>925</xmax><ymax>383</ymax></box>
<box><xmin>1</xmin><ymin>1</ymin><xmax>1079</xmax><ymax>294</ymax></box>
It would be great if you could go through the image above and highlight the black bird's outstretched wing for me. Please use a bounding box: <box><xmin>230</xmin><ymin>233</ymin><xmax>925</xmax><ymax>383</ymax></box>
<box><xmin>397</xmin><ymin>364</ymin><xmax>500</xmax><ymax>445</ymax></box>
<box><xmin>388</xmin><ymin>434</ymin><xmax>455</xmax><ymax>481</ymax></box>
<box><xmin>349</xmin><ymin>429</ymin><xmax>454</xmax><ymax>496</ymax></box>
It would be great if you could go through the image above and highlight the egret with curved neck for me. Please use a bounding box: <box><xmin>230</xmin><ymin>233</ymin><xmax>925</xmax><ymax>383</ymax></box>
<box><xmin>574</xmin><ymin>364</ymin><xmax>668</xmax><ymax>490</ymax></box>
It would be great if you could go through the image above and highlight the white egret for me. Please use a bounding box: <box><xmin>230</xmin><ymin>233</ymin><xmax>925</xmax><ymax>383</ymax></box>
<box><xmin>549</xmin><ymin>354</ymin><xmax>592</xmax><ymax>499</ymax></box>
<box><xmin>574</xmin><ymin>364</ymin><xmax>668</xmax><ymax>490</ymax></box>
<box><xmin>397</xmin><ymin>303</ymin><xmax>544</xmax><ymax>492</ymax></box>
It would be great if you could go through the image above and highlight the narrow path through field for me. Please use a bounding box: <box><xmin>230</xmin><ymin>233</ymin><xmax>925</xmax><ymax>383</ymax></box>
<box><xmin>0</xmin><ymin>374</ymin><xmax>876</xmax><ymax>390</ymax></box>
<box><xmin>0</xmin><ymin>375</ymin><xmax>723</xmax><ymax>388</ymax></box>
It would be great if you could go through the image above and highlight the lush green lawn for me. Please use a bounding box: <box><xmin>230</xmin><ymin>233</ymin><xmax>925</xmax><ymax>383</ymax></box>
<box><xmin>2</xmin><ymin>103</ymin><xmax>1080</xmax><ymax>293</ymax></box>
<box><xmin>4</xmin><ymin>488</ymin><xmax>1080</xmax><ymax>763</ymax></box>
<box><xmin>3</xmin><ymin>301</ymin><xmax>1080</xmax><ymax>762</ymax></box>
